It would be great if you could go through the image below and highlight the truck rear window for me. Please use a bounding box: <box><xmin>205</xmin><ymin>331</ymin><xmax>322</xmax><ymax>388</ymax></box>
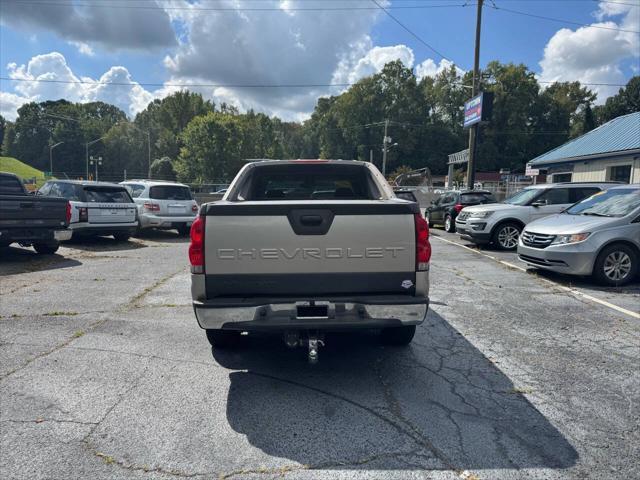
<box><xmin>84</xmin><ymin>187</ymin><xmax>132</xmax><ymax>203</ymax></box>
<box><xmin>246</xmin><ymin>164</ymin><xmax>377</xmax><ymax>201</ymax></box>
<box><xmin>0</xmin><ymin>175</ymin><xmax>25</xmax><ymax>194</ymax></box>
<box><xmin>460</xmin><ymin>192</ymin><xmax>494</xmax><ymax>204</ymax></box>
<box><xmin>149</xmin><ymin>185</ymin><xmax>192</xmax><ymax>200</ymax></box>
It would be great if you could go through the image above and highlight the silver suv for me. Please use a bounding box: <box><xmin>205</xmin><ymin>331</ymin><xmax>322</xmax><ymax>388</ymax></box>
<box><xmin>120</xmin><ymin>180</ymin><xmax>198</xmax><ymax>236</ymax></box>
<box><xmin>455</xmin><ymin>183</ymin><xmax>617</xmax><ymax>250</ymax></box>
<box><xmin>518</xmin><ymin>185</ymin><xmax>640</xmax><ymax>286</ymax></box>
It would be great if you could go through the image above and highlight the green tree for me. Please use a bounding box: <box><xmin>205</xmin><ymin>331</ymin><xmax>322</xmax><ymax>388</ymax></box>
<box><xmin>176</xmin><ymin>112</ymin><xmax>244</xmax><ymax>183</ymax></box>
<box><xmin>150</xmin><ymin>156</ymin><xmax>177</xmax><ymax>181</ymax></box>
<box><xmin>594</xmin><ymin>76</ymin><xmax>640</xmax><ymax>124</ymax></box>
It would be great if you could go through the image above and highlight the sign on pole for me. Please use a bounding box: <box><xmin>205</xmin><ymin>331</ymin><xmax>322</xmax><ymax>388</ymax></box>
<box><xmin>447</xmin><ymin>149</ymin><xmax>469</xmax><ymax>165</ymax></box>
<box><xmin>525</xmin><ymin>163</ymin><xmax>540</xmax><ymax>177</ymax></box>
<box><xmin>463</xmin><ymin>91</ymin><xmax>494</xmax><ymax>129</ymax></box>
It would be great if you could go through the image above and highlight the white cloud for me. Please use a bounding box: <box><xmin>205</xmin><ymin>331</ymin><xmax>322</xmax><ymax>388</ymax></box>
<box><xmin>161</xmin><ymin>0</ymin><xmax>390</xmax><ymax>120</ymax></box>
<box><xmin>332</xmin><ymin>43</ymin><xmax>415</xmax><ymax>85</ymax></box>
<box><xmin>0</xmin><ymin>91</ymin><xmax>32</xmax><ymax>121</ymax></box>
<box><xmin>4</xmin><ymin>52</ymin><xmax>155</xmax><ymax>118</ymax></box>
<box><xmin>0</xmin><ymin>0</ymin><xmax>175</xmax><ymax>51</ymax></box>
<box><xmin>70</xmin><ymin>42</ymin><xmax>95</xmax><ymax>57</ymax></box>
<box><xmin>538</xmin><ymin>2</ymin><xmax>639</xmax><ymax>102</ymax></box>
<box><xmin>415</xmin><ymin>58</ymin><xmax>465</xmax><ymax>80</ymax></box>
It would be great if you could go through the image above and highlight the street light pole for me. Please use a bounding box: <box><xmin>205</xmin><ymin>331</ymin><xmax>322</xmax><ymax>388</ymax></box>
<box><xmin>85</xmin><ymin>137</ymin><xmax>105</xmax><ymax>180</ymax></box>
<box><xmin>49</xmin><ymin>142</ymin><xmax>63</xmax><ymax>176</ymax></box>
<box><xmin>466</xmin><ymin>0</ymin><xmax>484</xmax><ymax>190</ymax></box>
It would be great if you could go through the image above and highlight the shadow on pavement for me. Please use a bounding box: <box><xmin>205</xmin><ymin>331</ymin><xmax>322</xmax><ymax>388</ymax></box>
<box><xmin>0</xmin><ymin>246</ymin><xmax>82</xmax><ymax>275</ymax></box>
<box><xmin>212</xmin><ymin>310</ymin><xmax>578</xmax><ymax>472</ymax></box>
<box><xmin>63</xmin><ymin>235</ymin><xmax>146</xmax><ymax>252</ymax></box>
<box><xmin>530</xmin><ymin>268</ymin><xmax>640</xmax><ymax>294</ymax></box>
<box><xmin>131</xmin><ymin>229</ymin><xmax>190</xmax><ymax>244</ymax></box>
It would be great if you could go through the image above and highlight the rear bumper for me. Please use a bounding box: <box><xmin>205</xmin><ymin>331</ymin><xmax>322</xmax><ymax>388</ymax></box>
<box><xmin>0</xmin><ymin>227</ymin><xmax>71</xmax><ymax>244</ymax></box>
<box><xmin>193</xmin><ymin>296</ymin><xmax>429</xmax><ymax>330</ymax></box>
<box><xmin>69</xmin><ymin>222</ymin><xmax>138</xmax><ymax>235</ymax></box>
<box><xmin>517</xmin><ymin>243</ymin><xmax>595</xmax><ymax>276</ymax></box>
<box><xmin>139</xmin><ymin>213</ymin><xmax>196</xmax><ymax>229</ymax></box>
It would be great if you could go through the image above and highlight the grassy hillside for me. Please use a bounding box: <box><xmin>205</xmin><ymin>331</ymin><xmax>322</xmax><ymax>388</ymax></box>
<box><xmin>0</xmin><ymin>157</ymin><xmax>50</xmax><ymax>188</ymax></box>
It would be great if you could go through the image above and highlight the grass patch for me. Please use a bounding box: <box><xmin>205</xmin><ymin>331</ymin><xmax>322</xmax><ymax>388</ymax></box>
<box><xmin>72</xmin><ymin>330</ymin><xmax>85</xmax><ymax>338</ymax></box>
<box><xmin>508</xmin><ymin>387</ymin><xmax>534</xmax><ymax>395</ymax></box>
<box><xmin>0</xmin><ymin>157</ymin><xmax>51</xmax><ymax>189</ymax></box>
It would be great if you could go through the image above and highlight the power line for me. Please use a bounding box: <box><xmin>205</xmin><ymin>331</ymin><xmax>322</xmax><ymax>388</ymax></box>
<box><xmin>2</xmin><ymin>0</ymin><xmax>473</xmax><ymax>11</ymax></box>
<box><xmin>489</xmin><ymin>4</ymin><xmax>640</xmax><ymax>34</ymax></box>
<box><xmin>1</xmin><ymin>76</ymin><xmax>630</xmax><ymax>88</ymax></box>
<box><xmin>369</xmin><ymin>0</ymin><xmax>457</xmax><ymax>62</ymax></box>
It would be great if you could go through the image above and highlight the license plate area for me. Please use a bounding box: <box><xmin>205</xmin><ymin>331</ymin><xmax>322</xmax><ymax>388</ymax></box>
<box><xmin>296</xmin><ymin>305</ymin><xmax>329</xmax><ymax>319</ymax></box>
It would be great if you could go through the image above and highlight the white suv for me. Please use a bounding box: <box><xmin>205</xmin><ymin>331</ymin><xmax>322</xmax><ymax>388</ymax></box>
<box><xmin>455</xmin><ymin>183</ymin><xmax>617</xmax><ymax>250</ymax></box>
<box><xmin>120</xmin><ymin>180</ymin><xmax>198</xmax><ymax>236</ymax></box>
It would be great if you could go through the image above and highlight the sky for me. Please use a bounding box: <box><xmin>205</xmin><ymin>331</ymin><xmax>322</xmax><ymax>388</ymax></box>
<box><xmin>0</xmin><ymin>0</ymin><xmax>638</xmax><ymax>122</ymax></box>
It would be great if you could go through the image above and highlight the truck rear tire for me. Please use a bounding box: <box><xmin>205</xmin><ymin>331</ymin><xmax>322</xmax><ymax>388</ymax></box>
<box><xmin>33</xmin><ymin>242</ymin><xmax>59</xmax><ymax>255</ymax></box>
<box><xmin>380</xmin><ymin>325</ymin><xmax>416</xmax><ymax>346</ymax></box>
<box><xmin>205</xmin><ymin>329</ymin><xmax>240</xmax><ymax>348</ymax></box>
<box><xmin>113</xmin><ymin>232</ymin><xmax>131</xmax><ymax>242</ymax></box>
<box><xmin>177</xmin><ymin>224</ymin><xmax>191</xmax><ymax>236</ymax></box>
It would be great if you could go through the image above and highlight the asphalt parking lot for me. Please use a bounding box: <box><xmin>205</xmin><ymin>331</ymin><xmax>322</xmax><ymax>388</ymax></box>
<box><xmin>1</xmin><ymin>231</ymin><xmax>639</xmax><ymax>480</ymax></box>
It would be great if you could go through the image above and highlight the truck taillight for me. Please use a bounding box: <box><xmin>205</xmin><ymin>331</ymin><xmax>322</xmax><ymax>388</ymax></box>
<box><xmin>65</xmin><ymin>202</ymin><xmax>72</xmax><ymax>225</ymax></box>
<box><xmin>454</xmin><ymin>203</ymin><xmax>464</xmax><ymax>213</ymax></box>
<box><xmin>189</xmin><ymin>216</ymin><xmax>205</xmax><ymax>273</ymax></box>
<box><xmin>144</xmin><ymin>203</ymin><xmax>160</xmax><ymax>212</ymax></box>
<box><xmin>79</xmin><ymin>207</ymin><xmax>88</xmax><ymax>222</ymax></box>
<box><xmin>414</xmin><ymin>213</ymin><xmax>431</xmax><ymax>270</ymax></box>
<box><xmin>191</xmin><ymin>204</ymin><xmax>199</xmax><ymax>213</ymax></box>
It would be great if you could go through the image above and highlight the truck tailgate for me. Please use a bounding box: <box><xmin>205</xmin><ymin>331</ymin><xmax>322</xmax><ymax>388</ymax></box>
<box><xmin>0</xmin><ymin>195</ymin><xmax>68</xmax><ymax>229</ymax></box>
<box><xmin>202</xmin><ymin>201</ymin><xmax>418</xmax><ymax>298</ymax></box>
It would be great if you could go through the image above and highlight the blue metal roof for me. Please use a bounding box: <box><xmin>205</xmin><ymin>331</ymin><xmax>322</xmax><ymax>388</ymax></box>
<box><xmin>530</xmin><ymin>112</ymin><xmax>640</xmax><ymax>166</ymax></box>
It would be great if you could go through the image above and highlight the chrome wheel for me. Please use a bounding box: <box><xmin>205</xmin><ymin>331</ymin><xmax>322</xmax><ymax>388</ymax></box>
<box><xmin>445</xmin><ymin>216</ymin><xmax>452</xmax><ymax>231</ymax></box>
<box><xmin>497</xmin><ymin>225</ymin><xmax>520</xmax><ymax>249</ymax></box>
<box><xmin>603</xmin><ymin>251</ymin><xmax>632</xmax><ymax>282</ymax></box>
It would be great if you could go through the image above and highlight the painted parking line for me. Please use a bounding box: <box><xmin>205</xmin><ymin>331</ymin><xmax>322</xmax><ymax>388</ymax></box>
<box><xmin>432</xmin><ymin>235</ymin><xmax>640</xmax><ymax>320</ymax></box>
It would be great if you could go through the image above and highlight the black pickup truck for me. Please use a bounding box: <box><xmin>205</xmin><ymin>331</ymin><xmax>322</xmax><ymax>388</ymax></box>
<box><xmin>0</xmin><ymin>172</ymin><xmax>72</xmax><ymax>254</ymax></box>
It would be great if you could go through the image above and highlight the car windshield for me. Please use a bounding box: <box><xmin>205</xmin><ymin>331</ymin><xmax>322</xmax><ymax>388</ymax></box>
<box><xmin>565</xmin><ymin>189</ymin><xmax>640</xmax><ymax>217</ymax></box>
<box><xmin>503</xmin><ymin>188</ymin><xmax>541</xmax><ymax>206</ymax></box>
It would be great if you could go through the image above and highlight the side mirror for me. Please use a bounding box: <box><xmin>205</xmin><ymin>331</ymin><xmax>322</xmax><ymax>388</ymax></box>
<box><xmin>531</xmin><ymin>200</ymin><xmax>547</xmax><ymax>207</ymax></box>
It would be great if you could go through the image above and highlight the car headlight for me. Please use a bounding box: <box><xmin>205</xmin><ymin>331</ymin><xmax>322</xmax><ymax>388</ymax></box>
<box><xmin>469</xmin><ymin>211</ymin><xmax>493</xmax><ymax>219</ymax></box>
<box><xmin>551</xmin><ymin>233</ymin><xmax>591</xmax><ymax>245</ymax></box>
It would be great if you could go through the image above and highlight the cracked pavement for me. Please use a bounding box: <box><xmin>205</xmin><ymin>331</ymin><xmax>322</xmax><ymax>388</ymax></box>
<box><xmin>1</xmin><ymin>230</ymin><xmax>638</xmax><ymax>479</ymax></box>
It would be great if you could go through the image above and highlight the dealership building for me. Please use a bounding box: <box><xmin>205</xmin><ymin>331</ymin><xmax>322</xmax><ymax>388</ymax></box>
<box><xmin>528</xmin><ymin>111</ymin><xmax>640</xmax><ymax>184</ymax></box>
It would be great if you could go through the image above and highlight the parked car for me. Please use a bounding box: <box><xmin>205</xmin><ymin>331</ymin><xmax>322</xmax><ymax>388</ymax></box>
<box><xmin>518</xmin><ymin>185</ymin><xmax>640</xmax><ymax>286</ymax></box>
<box><xmin>38</xmin><ymin>180</ymin><xmax>137</xmax><ymax>241</ymax></box>
<box><xmin>455</xmin><ymin>183</ymin><xmax>617</xmax><ymax>250</ymax></box>
<box><xmin>121</xmin><ymin>180</ymin><xmax>198</xmax><ymax>236</ymax></box>
<box><xmin>0</xmin><ymin>172</ymin><xmax>71</xmax><ymax>254</ymax></box>
<box><xmin>425</xmin><ymin>190</ymin><xmax>495</xmax><ymax>233</ymax></box>
<box><xmin>189</xmin><ymin>160</ymin><xmax>431</xmax><ymax>361</ymax></box>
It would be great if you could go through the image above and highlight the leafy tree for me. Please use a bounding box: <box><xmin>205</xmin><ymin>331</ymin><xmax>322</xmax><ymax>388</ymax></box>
<box><xmin>594</xmin><ymin>76</ymin><xmax>640</xmax><ymax>125</ymax></box>
<box><xmin>0</xmin><ymin>114</ymin><xmax>5</xmax><ymax>148</ymax></box>
<box><xmin>176</xmin><ymin>112</ymin><xmax>244</xmax><ymax>183</ymax></box>
<box><xmin>150</xmin><ymin>156</ymin><xmax>177</xmax><ymax>181</ymax></box>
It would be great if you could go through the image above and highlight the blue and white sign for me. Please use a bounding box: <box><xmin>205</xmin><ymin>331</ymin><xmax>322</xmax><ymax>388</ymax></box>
<box><xmin>464</xmin><ymin>94</ymin><xmax>483</xmax><ymax>128</ymax></box>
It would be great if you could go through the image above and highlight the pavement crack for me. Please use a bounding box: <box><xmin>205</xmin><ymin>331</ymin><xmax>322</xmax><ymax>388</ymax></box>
<box><xmin>126</xmin><ymin>267</ymin><xmax>187</xmax><ymax>309</ymax></box>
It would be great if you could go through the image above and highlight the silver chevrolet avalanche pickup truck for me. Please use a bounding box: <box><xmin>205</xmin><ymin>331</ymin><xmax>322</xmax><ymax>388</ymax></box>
<box><xmin>189</xmin><ymin>160</ymin><xmax>431</xmax><ymax>361</ymax></box>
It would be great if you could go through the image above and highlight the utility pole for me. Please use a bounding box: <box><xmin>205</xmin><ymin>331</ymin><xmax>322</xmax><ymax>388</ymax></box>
<box><xmin>466</xmin><ymin>0</ymin><xmax>484</xmax><ymax>190</ymax></box>
<box><xmin>382</xmin><ymin>119</ymin><xmax>389</xmax><ymax>177</ymax></box>
<box><xmin>85</xmin><ymin>137</ymin><xmax>105</xmax><ymax>180</ymax></box>
<box><xmin>369</xmin><ymin>149</ymin><xmax>373</xmax><ymax>164</ymax></box>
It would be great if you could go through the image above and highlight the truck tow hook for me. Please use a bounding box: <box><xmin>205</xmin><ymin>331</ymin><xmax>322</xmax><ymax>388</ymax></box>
<box><xmin>308</xmin><ymin>335</ymin><xmax>325</xmax><ymax>364</ymax></box>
